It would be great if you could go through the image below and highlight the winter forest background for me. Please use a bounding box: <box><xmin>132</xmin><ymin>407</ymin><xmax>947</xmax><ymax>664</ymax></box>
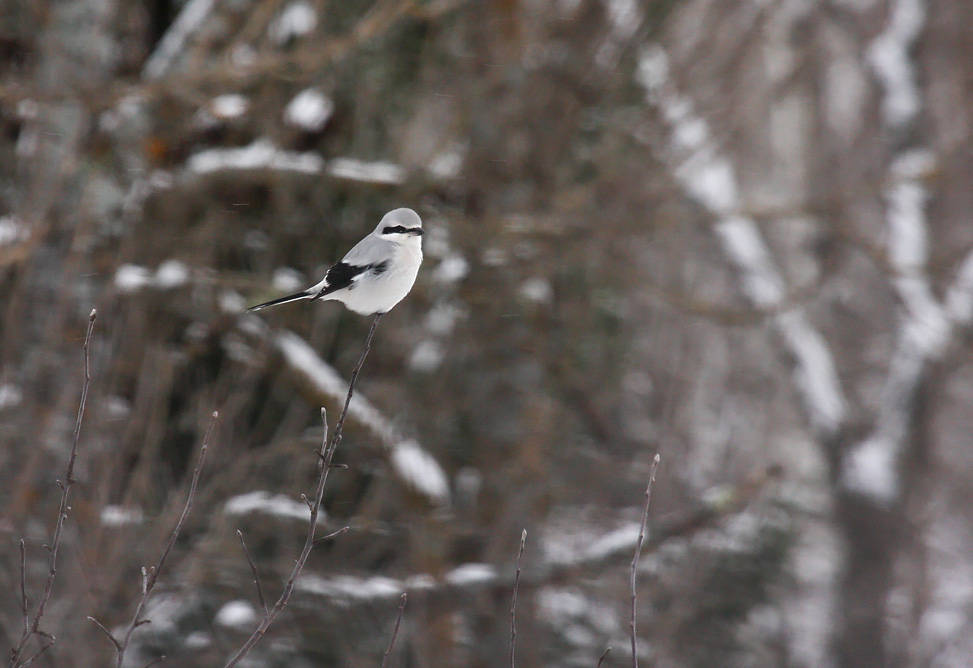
<box><xmin>3</xmin><ymin>0</ymin><xmax>973</xmax><ymax>666</ymax></box>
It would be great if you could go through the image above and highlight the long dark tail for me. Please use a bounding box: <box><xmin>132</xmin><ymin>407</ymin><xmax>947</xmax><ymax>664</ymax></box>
<box><xmin>247</xmin><ymin>290</ymin><xmax>312</xmax><ymax>312</ymax></box>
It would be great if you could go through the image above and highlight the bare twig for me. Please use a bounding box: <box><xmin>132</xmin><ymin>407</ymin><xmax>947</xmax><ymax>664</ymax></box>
<box><xmin>381</xmin><ymin>593</ymin><xmax>408</xmax><ymax>668</ymax></box>
<box><xmin>90</xmin><ymin>411</ymin><xmax>218</xmax><ymax>668</ymax></box>
<box><xmin>630</xmin><ymin>454</ymin><xmax>660</xmax><ymax>668</ymax></box>
<box><xmin>313</xmin><ymin>525</ymin><xmax>350</xmax><ymax>546</ymax></box>
<box><xmin>597</xmin><ymin>646</ymin><xmax>612</xmax><ymax>668</ymax></box>
<box><xmin>18</xmin><ymin>540</ymin><xmax>27</xmax><ymax>637</ymax></box>
<box><xmin>511</xmin><ymin>529</ymin><xmax>527</xmax><ymax>668</ymax></box>
<box><xmin>10</xmin><ymin>309</ymin><xmax>96</xmax><ymax>667</ymax></box>
<box><xmin>237</xmin><ymin>530</ymin><xmax>268</xmax><ymax>613</ymax></box>
<box><xmin>223</xmin><ymin>313</ymin><xmax>382</xmax><ymax>668</ymax></box>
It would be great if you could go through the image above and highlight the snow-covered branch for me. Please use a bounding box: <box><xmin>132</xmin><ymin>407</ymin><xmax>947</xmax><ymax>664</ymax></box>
<box><xmin>275</xmin><ymin>331</ymin><xmax>450</xmax><ymax>504</ymax></box>
<box><xmin>636</xmin><ymin>47</ymin><xmax>847</xmax><ymax>439</ymax></box>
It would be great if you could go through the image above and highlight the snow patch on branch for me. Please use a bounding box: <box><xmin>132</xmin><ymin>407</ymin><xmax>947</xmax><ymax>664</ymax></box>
<box><xmin>275</xmin><ymin>331</ymin><xmax>451</xmax><ymax>505</ymax></box>
<box><xmin>326</xmin><ymin>158</ymin><xmax>405</xmax><ymax>185</ymax></box>
<box><xmin>188</xmin><ymin>139</ymin><xmax>324</xmax><ymax>175</ymax></box>
<box><xmin>867</xmin><ymin>0</ymin><xmax>926</xmax><ymax>128</ymax></box>
<box><xmin>637</xmin><ymin>46</ymin><xmax>847</xmax><ymax>437</ymax></box>
<box><xmin>225</xmin><ymin>490</ymin><xmax>325</xmax><ymax>522</ymax></box>
<box><xmin>143</xmin><ymin>0</ymin><xmax>218</xmax><ymax>80</ymax></box>
<box><xmin>284</xmin><ymin>89</ymin><xmax>333</xmax><ymax>132</ymax></box>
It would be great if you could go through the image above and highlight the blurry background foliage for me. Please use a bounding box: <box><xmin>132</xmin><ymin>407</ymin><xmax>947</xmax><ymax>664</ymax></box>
<box><xmin>2</xmin><ymin>0</ymin><xmax>973</xmax><ymax>667</ymax></box>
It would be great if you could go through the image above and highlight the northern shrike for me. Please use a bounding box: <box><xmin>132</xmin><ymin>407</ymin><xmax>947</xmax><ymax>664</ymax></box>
<box><xmin>248</xmin><ymin>208</ymin><xmax>424</xmax><ymax>316</ymax></box>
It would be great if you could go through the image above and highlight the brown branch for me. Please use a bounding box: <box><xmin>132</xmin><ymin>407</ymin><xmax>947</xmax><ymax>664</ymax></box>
<box><xmin>630</xmin><ymin>454</ymin><xmax>660</xmax><ymax>668</ymax></box>
<box><xmin>10</xmin><ymin>309</ymin><xmax>96</xmax><ymax>667</ymax></box>
<box><xmin>90</xmin><ymin>411</ymin><xmax>217</xmax><ymax>668</ymax></box>
<box><xmin>381</xmin><ymin>593</ymin><xmax>408</xmax><ymax>668</ymax></box>
<box><xmin>223</xmin><ymin>313</ymin><xmax>382</xmax><ymax>668</ymax></box>
<box><xmin>511</xmin><ymin>529</ymin><xmax>527</xmax><ymax>668</ymax></box>
<box><xmin>597</xmin><ymin>647</ymin><xmax>612</xmax><ymax>668</ymax></box>
<box><xmin>237</xmin><ymin>530</ymin><xmax>268</xmax><ymax>614</ymax></box>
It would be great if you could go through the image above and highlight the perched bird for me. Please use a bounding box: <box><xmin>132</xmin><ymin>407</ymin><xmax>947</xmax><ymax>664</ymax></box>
<box><xmin>248</xmin><ymin>208</ymin><xmax>424</xmax><ymax>316</ymax></box>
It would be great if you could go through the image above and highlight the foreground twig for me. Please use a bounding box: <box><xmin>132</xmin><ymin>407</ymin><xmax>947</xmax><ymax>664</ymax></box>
<box><xmin>511</xmin><ymin>529</ymin><xmax>527</xmax><ymax>668</ymax></box>
<box><xmin>630</xmin><ymin>454</ymin><xmax>660</xmax><ymax>668</ymax></box>
<box><xmin>89</xmin><ymin>410</ymin><xmax>218</xmax><ymax>668</ymax></box>
<box><xmin>10</xmin><ymin>309</ymin><xmax>96</xmax><ymax>667</ymax></box>
<box><xmin>237</xmin><ymin>530</ymin><xmax>268</xmax><ymax>613</ymax></box>
<box><xmin>381</xmin><ymin>593</ymin><xmax>408</xmax><ymax>668</ymax></box>
<box><xmin>223</xmin><ymin>313</ymin><xmax>382</xmax><ymax>668</ymax></box>
<box><xmin>597</xmin><ymin>647</ymin><xmax>612</xmax><ymax>668</ymax></box>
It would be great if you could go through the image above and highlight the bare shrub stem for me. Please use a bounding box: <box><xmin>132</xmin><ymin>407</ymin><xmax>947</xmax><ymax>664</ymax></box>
<box><xmin>223</xmin><ymin>313</ymin><xmax>382</xmax><ymax>668</ymax></box>
<box><xmin>630</xmin><ymin>454</ymin><xmax>660</xmax><ymax>668</ymax></box>
<box><xmin>10</xmin><ymin>309</ymin><xmax>96</xmax><ymax>668</ymax></box>
<box><xmin>381</xmin><ymin>593</ymin><xmax>408</xmax><ymax>668</ymax></box>
<box><xmin>511</xmin><ymin>529</ymin><xmax>527</xmax><ymax>668</ymax></box>
<box><xmin>89</xmin><ymin>410</ymin><xmax>218</xmax><ymax>668</ymax></box>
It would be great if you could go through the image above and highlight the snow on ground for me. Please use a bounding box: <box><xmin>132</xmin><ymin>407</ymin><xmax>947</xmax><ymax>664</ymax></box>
<box><xmin>210</xmin><ymin>94</ymin><xmax>249</xmax><ymax>120</ymax></box>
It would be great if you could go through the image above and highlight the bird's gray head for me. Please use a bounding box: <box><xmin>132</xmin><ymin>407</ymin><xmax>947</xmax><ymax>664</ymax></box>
<box><xmin>376</xmin><ymin>208</ymin><xmax>423</xmax><ymax>242</ymax></box>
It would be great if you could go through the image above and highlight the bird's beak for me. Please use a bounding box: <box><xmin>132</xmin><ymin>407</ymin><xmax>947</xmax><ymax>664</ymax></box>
<box><xmin>409</xmin><ymin>228</ymin><xmax>424</xmax><ymax>236</ymax></box>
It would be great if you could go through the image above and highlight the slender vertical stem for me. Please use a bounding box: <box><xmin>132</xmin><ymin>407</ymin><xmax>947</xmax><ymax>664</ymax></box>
<box><xmin>630</xmin><ymin>454</ymin><xmax>660</xmax><ymax>668</ymax></box>
<box><xmin>381</xmin><ymin>593</ymin><xmax>408</xmax><ymax>668</ymax></box>
<box><xmin>223</xmin><ymin>314</ymin><xmax>382</xmax><ymax>668</ymax></box>
<box><xmin>511</xmin><ymin>529</ymin><xmax>527</xmax><ymax>668</ymax></box>
<box><xmin>10</xmin><ymin>309</ymin><xmax>96</xmax><ymax>668</ymax></box>
<box><xmin>237</xmin><ymin>530</ymin><xmax>268</xmax><ymax>613</ymax></box>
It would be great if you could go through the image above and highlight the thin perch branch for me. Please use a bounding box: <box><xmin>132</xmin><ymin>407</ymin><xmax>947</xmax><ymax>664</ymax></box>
<box><xmin>630</xmin><ymin>454</ymin><xmax>660</xmax><ymax>668</ymax></box>
<box><xmin>511</xmin><ymin>529</ymin><xmax>527</xmax><ymax>668</ymax></box>
<box><xmin>223</xmin><ymin>313</ymin><xmax>382</xmax><ymax>668</ymax></box>
<box><xmin>597</xmin><ymin>647</ymin><xmax>612</xmax><ymax>668</ymax></box>
<box><xmin>10</xmin><ymin>309</ymin><xmax>96</xmax><ymax>668</ymax></box>
<box><xmin>381</xmin><ymin>593</ymin><xmax>408</xmax><ymax>668</ymax></box>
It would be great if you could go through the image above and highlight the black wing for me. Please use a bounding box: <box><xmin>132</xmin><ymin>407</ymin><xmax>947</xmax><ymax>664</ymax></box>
<box><xmin>311</xmin><ymin>260</ymin><xmax>389</xmax><ymax>300</ymax></box>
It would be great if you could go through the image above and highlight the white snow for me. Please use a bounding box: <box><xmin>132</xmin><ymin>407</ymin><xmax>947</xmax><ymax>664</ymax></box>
<box><xmin>391</xmin><ymin>439</ymin><xmax>451</xmax><ymax>503</ymax></box>
<box><xmin>115</xmin><ymin>264</ymin><xmax>153</xmax><ymax>293</ymax></box>
<box><xmin>424</xmin><ymin>302</ymin><xmax>464</xmax><ymax>336</ymax></box>
<box><xmin>297</xmin><ymin>574</ymin><xmax>404</xmax><ymax>602</ymax></box>
<box><xmin>284</xmin><ymin>88</ymin><xmax>333</xmax><ymax>131</ymax></box>
<box><xmin>0</xmin><ymin>216</ymin><xmax>26</xmax><ymax>246</ymax></box>
<box><xmin>224</xmin><ymin>490</ymin><xmax>324</xmax><ymax>522</ymax></box>
<box><xmin>0</xmin><ymin>384</ymin><xmax>23</xmax><ymax>410</ymax></box>
<box><xmin>444</xmin><ymin>563</ymin><xmax>497</xmax><ymax>586</ymax></box>
<box><xmin>155</xmin><ymin>259</ymin><xmax>190</xmax><ymax>289</ymax></box>
<box><xmin>219</xmin><ymin>290</ymin><xmax>247</xmax><ymax>314</ymax></box>
<box><xmin>143</xmin><ymin>0</ymin><xmax>218</xmax><ymax>80</ymax></box>
<box><xmin>841</xmin><ymin>436</ymin><xmax>899</xmax><ymax>503</ymax></box>
<box><xmin>183</xmin><ymin>631</ymin><xmax>212</xmax><ymax>650</ymax></box>
<box><xmin>867</xmin><ymin>0</ymin><xmax>926</xmax><ymax>128</ymax></box>
<box><xmin>326</xmin><ymin>158</ymin><xmax>405</xmax><ymax>185</ymax></box>
<box><xmin>433</xmin><ymin>254</ymin><xmax>470</xmax><ymax>284</ymax></box>
<box><xmin>272</xmin><ymin>267</ymin><xmax>305</xmax><ymax>293</ymax></box>
<box><xmin>211</xmin><ymin>94</ymin><xmax>249</xmax><ymax>119</ymax></box>
<box><xmin>188</xmin><ymin>139</ymin><xmax>324</xmax><ymax>175</ymax></box>
<box><xmin>409</xmin><ymin>339</ymin><xmax>445</xmax><ymax>372</ymax></box>
<box><xmin>214</xmin><ymin>600</ymin><xmax>258</xmax><ymax>629</ymax></box>
<box><xmin>944</xmin><ymin>249</ymin><xmax>973</xmax><ymax>324</ymax></box>
<box><xmin>100</xmin><ymin>505</ymin><xmax>145</xmax><ymax>527</ymax></box>
<box><xmin>269</xmin><ymin>1</ymin><xmax>317</xmax><ymax>44</ymax></box>
<box><xmin>519</xmin><ymin>277</ymin><xmax>554</xmax><ymax>304</ymax></box>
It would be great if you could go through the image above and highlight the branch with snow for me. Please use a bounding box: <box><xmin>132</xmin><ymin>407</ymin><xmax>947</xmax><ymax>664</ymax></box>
<box><xmin>274</xmin><ymin>329</ymin><xmax>450</xmax><ymax>504</ymax></box>
<box><xmin>636</xmin><ymin>46</ymin><xmax>847</xmax><ymax>440</ymax></box>
<box><xmin>142</xmin><ymin>0</ymin><xmax>218</xmax><ymax>80</ymax></box>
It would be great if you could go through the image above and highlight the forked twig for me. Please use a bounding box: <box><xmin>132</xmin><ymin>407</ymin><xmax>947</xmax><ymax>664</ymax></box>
<box><xmin>89</xmin><ymin>411</ymin><xmax>218</xmax><ymax>668</ymax></box>
<box><xmin>223</xmin><ymin>313</ymin><xmax>382</xmax><ymax>668</ymax></box>
<box><xmin>630</xmin><ymin>454</ymin><xmax>660</xmax><ymax>668</ymax></box>
<box><xmin>10</xmin><ymin>309</ymin><xmax>96</xmax><ymax>667</ymax></box>
<box><xmin>511</xmin><ymin>529</ymin><xmax>527</xmax><ymax>668</ymax></box>
<box><xmin>381</xmin><ymin>593</ymin><xmax>408</xmax><ymax>668</ymax></box>
<box><xmin>237</xmin><ymin>530</ymin><xmax>268</xmax><ymax>613</ymax></box>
